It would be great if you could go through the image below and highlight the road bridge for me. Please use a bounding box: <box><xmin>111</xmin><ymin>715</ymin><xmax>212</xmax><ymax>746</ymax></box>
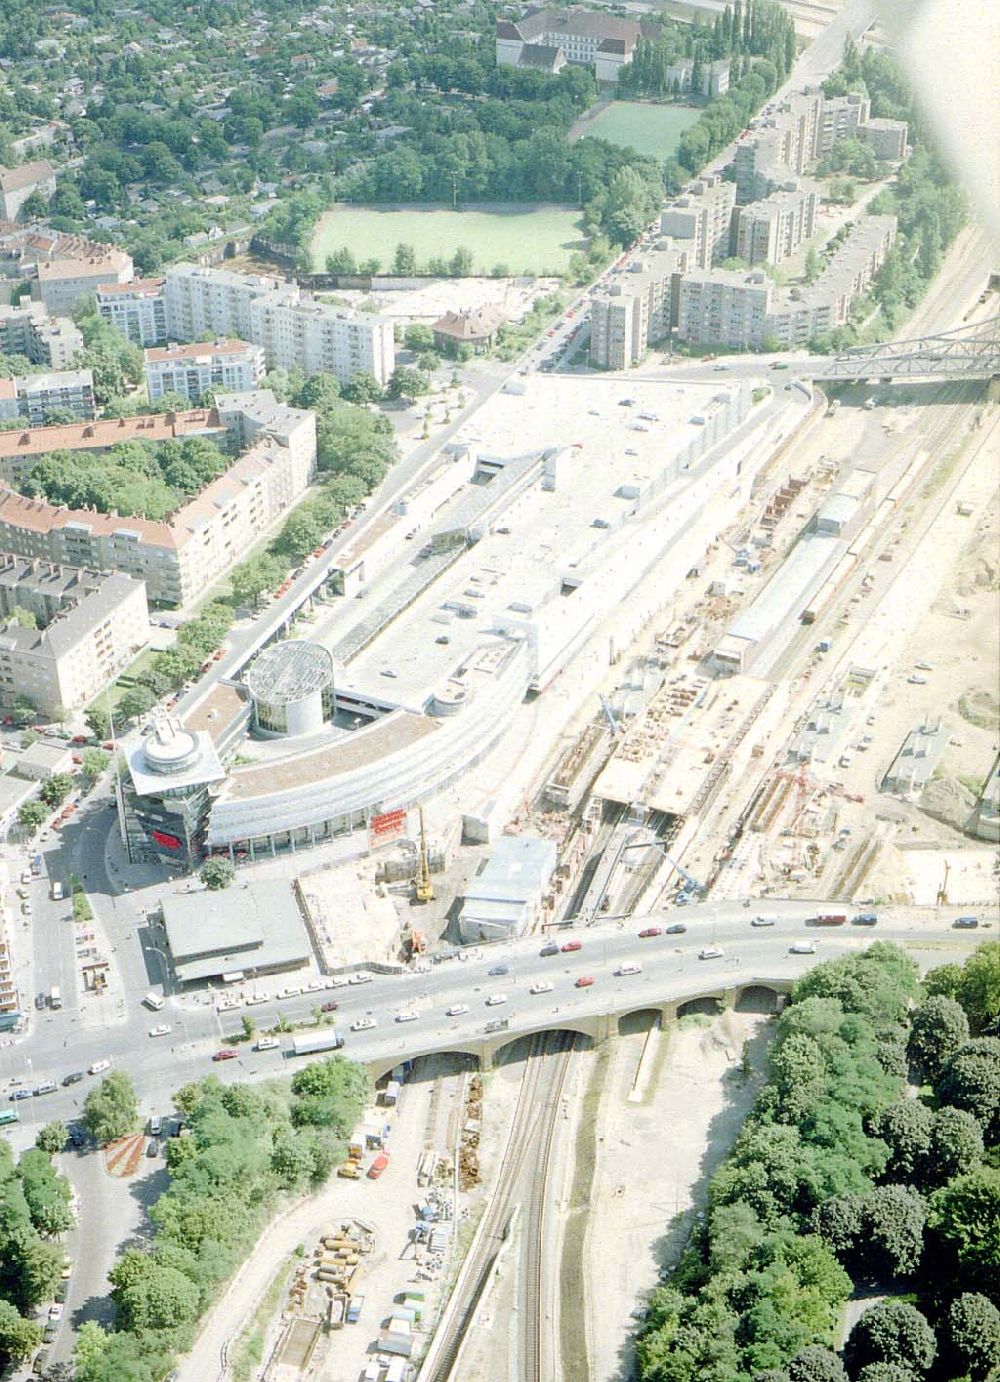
<box><xmin>363</xmin><ymin>974</ymin><xmax>794</xmax><ymax>1080</ymax></box>
<box><xmin>811</xmin><ymin>316</ymin><xmax>1000</xmax><ymax>382</ymax></box>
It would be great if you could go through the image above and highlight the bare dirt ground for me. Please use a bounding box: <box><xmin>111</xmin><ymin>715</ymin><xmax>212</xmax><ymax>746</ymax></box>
<box><xmin>578</xmin><ymin>1010</ymin><xmax>772</xmax><ymax>1382</ymax></box>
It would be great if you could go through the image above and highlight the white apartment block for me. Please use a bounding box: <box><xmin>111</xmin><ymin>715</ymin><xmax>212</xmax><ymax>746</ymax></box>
<box><xmin>660</xmin><ymin>175</ymin><xmax>736</xmax><ymax>270</ymax></box>
<box><xmin>733</xmin><ymin>183</ymin><xmax>819</xmax><ymax>265</ymax></box>
<box><xmin>817</xmin><ymin>92</ymin><xmax>870</xmax><ymax>155</ymax></box>
<box><xmin>0</xmin><ymin>301</ymin><xmax>83</xmax><ymax>368</ymax></box>
<box><xmin>97</xmin><ymin>278</ymin><xmax>167</xmax><ymax>347</ymax></box>
<box><xmin>144</xmin><ymin>338</ymin><xmax>266</xmax><ymax>403</ymax></box>
<box><xmin>860</xmin><ymin>118</ymin><xmax>908</xmax><ymax>161</ymax></box>
<box><xmin>0</xmin><ymin>558</ymin><xmax>149</xmax><ymax>716</ymax></box>
<box><xmin>0</xmin><ymin>369</ymin><xmax>95</xmax><ymax>424</ymax></box>
<box><xmin>677</xmin><ymin>214</ymin><xmax>897</xmax><ymax>349</ymax></box>
<box><xmin>0</xmin><ymin>390</ymin><xmax>316</xmax><ymax>607</ymax></box>
<box><xmin>164</xmin><ymin>264</ymin><xmax>395</xmax><ymax>386</ymax></box>
<box><xmin>0</xmin><ymin>161</ymin><xmax>56</xmax><ymax>220</ymax></box>
<box><xmin>589</xmin><ymin>242</ymin><xmax>688</xmax><ymax>369</ymax></box>
<box><xmin>734</xmin><ymin>92</ymin><xmax>823</xmax><ymax>202</ymax></box>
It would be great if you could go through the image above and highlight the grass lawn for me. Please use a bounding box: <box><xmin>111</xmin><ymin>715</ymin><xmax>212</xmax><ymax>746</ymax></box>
<box><xmin>311</xmin><ymin>203</ymin><xmax>587</xmax><ymax>276</ymax></box>
<box><xmin>579</xmin><ymin>101</ymin><xmax>701</xmax><ymax>159</ymax></box>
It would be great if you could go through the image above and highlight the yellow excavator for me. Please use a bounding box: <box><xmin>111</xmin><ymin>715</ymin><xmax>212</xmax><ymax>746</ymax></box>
<box><xmin>414</xmin><ymin>807</ymin><xmax>434</xmax><ymax>904</ymax></box>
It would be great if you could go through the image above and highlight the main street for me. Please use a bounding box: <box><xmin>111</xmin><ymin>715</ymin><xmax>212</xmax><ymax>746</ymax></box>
<box><xmin>2</xmin><ymin>900</ymin><xmax>991</xmax><ymax>1136</ymax></box>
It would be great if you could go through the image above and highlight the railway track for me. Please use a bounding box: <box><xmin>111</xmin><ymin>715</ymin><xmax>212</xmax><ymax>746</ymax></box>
<box><xmin>422</xmin><ymin>1033</ymin><xmax>575</xmax><ymax>1382</ymax></box>
<box><xmin>522</xmin><ymin>1039</ymin><xmax>574</xmax><ymax>1382</ymax></box>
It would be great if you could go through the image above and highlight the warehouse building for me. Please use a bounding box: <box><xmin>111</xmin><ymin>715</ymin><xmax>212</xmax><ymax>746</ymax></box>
<box><xmin>881</xmin><ymin>719</ymin><xmax>951</xmax><ymax>799</ymax></box>
<box><xmin>458</xmin><ymin>834</ymin><xmax>557</xmax><ymax>943</ymax></box>
<box><xmin>161</xmin><ymin>879</ymin><xmax>311</xmax><ymax>986</ymax></box>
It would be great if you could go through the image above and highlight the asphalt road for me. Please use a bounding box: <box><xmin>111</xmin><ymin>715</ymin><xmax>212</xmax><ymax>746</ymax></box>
<box><xmin>2</xmin><ymin>900</ymin><xmax>990</xmax><ymax>1135</ymax></box>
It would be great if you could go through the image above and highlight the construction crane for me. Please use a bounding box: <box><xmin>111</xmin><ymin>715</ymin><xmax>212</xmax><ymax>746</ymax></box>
<box><xmin>414</xmin><ymin>807</ymin><xmax>434</xmax><ymax>904</ymax></box>
<box><xmin>599</xmin><ymin>694</ymin><xmax>623</xmax><ymax>736</ymax></box>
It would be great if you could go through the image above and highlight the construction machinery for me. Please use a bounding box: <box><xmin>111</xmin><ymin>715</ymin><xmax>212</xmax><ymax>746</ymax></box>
<box><xmin>414</xmin><ymin>807</ymin><xmax>434</xmax><ymax>904</ymax></box>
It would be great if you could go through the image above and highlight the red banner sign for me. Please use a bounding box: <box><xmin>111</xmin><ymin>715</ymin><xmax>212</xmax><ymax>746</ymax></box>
<box><xmin>151</xmin><ymin>829</ymin><xmax>181</xmax><ymax>851</ymax></box>
<box><xmin>370</xmin><ymin>808</ymin><xmax>407</xmax><ymax>842</ymax></box>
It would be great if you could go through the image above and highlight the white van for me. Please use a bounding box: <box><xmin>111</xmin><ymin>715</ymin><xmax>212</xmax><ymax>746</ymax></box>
<box><xmin>49</xmin><ymin>986</ymin><xmax>62</xmax><ymax>1010</ymax></box>
<box><xmin>143</xmin><ymin>991</ymin><xmax>165</xmax><ymax>1012</ymax></box>
<box><xmin>50</xmin><ymin>880</ymin><xmax>64</xmax><ymax>901</ymax></box>
<box><xmin>790</xmin><ymin>941</ymin><xmax>817</xmax><ymax>955</ymax></box>
<box><xmin>255</xmin><ymin>1036</ymin><xmax>280</xmax><ymax>1052</ymax></box>
<box><xmin>88</xmin><ymin>1059</ymin><xmax>111</xmax><ymax>1075</ymax></box>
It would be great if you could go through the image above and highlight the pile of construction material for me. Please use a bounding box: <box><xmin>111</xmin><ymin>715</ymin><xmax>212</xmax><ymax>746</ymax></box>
<box><xmin>459</xmin><ymin>1074</ymin><xmax>482</xmax><ymax>1191</ymax></box>
<box><xmin>312</xmin><ymin>1220</ymin><xmax>374</xmax><ymax>1325</ymax></box>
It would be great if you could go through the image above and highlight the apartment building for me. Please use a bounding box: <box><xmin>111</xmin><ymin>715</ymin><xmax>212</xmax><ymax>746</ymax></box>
<box><xmin>589</xmin><ymin>241</ymin><xmax>688</xmax><ymax>369</ymax></box>
<box><xmin>732</xmin><ymin>182</ymin><xmax>819</xmax><ymax>265</ymax></box>
<box><xmin>676</xmin><ymin>214</ymin><xmax>897</xmax><ymax>349</ymax></box>
<box><xmin>659</xmin><ymin>175</ymin><xmax>736</xmax><ymax>270</ymax></box>
<box><xmin>96</xmin><ymin>278</ymin><xmax>167</xmax><ymax>347</ymax></box>
<box><xmin>676</xmin><ymin>269</ymin><xmax>774</xmax><ymax>350</ymax></box>
<box><xmin>144</xmin><ymin>338</ymin><xmax>266</xmax><ymax>403</ymax></box>
<box><xmin>0</xmin><ymin>391</ymin><xmax>316</xmax><ymax>606</ymax></box>
<box><xmin>164</xmin><ymin>264</ymin><xmax>395</xmax><ymax>386</ymax></box>
<box><xmin>0</xmin><ymin>161</ymin><xmax>56</xmax><ymax>220</ymax></box>
<box><xmin>860</xmin><ymin>117</ymin><xmax>908</xmax><ymax>161</ymax></box>
<box><xmin>0</xmin><ymin>301</ymin><xmax>83</xmax><ymax>368</ymax></box>
<box><xmin>0</xmin><ymin>369</ymin><xmax>95</xmax><ymax>425</ymax></box>
<box><xmin>0</xmin><ymin>557</ymin><xmax>149</xmax><ymax>715</ymax></box>
<box><xmin>36</xmin><ymin>246</ymin><xmax>133</xmax><ymax>316</ymax></box>
<box><xmin>495</xmin><ymin>8</ymin><xmax>640</xmax><ymax>82</ymax></box>
<box><xmin>734</xmin><ymin>92</ymin><xmax>823</xmax><ymax>202</ymax></box>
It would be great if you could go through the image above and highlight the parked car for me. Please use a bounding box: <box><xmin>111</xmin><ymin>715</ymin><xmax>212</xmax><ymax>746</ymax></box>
<box><xmin>212</xmin><ymin>1049</ymin><xmax>238</xmax><ymax>1062</ymax></box>
<box><xmin>351</xmin><ymin>1016</ymin><xmax>377</xmax><ymax>1032</ymax></box>
<box><xmin>665</xmin><ymin>923</ymin><xmax>687</xmax><ymax>935</ymax></box>
<box><xmin>61</xmin><ymin>1072</ymin><xmax>84</xmax><ymax>1086</ymax></box>
<box><xmin>953</xmin><ymin>915</ymin><xmax>979</xmax><ymax>929</ymax></box>
<box><xmin>561</xmin><ymin>939</ymin><xmax>582</xmax><ymax>953</ymax></box>
<box><xmin>320</xmin><ymin>1000</ymin><xmax>339</xmax><ymax>1013</ymax></box>
<box><xmin>529</xmin><ymin>981</ymin><xmax>554</xmax><ymax>995</ymax></box>
<box><xmin>539</xmin><ymin>942</ymin><xmax>559</xmax><ymax>957</ymax></box>
<box><xmin>750</xmin><ymin>915</ymin><xmax>775</xmax><ymax>927</ymax></box>
<box><xmin>638</xmin><ymin>926</ymin><xmax>662</xmax><ymax>939</ymax></box>
<box><xmin>488</xmin><ymin>964</ymin><xmax>510</xmax><ymax>976</ymax></box>
<box><xmin>445</xmin><ymin>1004</ymin><xmax>469</xmax><ymax>1017</ymax></box>
<box><xmin>485</xmin><ymin>994</ymin><xmax>508</xmax><ymax>1007</ymax></box>
<box><xmin>575</xmin><ymin>975</ymin><xmax>596</xmax><ymax>989</ymax></box>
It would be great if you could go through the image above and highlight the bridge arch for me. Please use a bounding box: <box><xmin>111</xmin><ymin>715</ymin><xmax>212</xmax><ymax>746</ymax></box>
<box><xmin>676</xmin><ymin>994</ymin><xmax>724</xmax><ymax>1019</ymax></box>
<box><xmin>617</xmin><ymin>1007</ymin><xmax>667</xmax><ymax>1036</ymax></box>
<box><xmin>734</xmin><ymin>984</ymin><xmax>783</xmax><ymax>1014</ymax></box>
<box><xmin>490</xmin><ymin>1023</ymin><xmax>596</xmax><ymax>1067</ymax></box>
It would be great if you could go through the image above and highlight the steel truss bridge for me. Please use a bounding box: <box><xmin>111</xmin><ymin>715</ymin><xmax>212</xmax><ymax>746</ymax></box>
<box><xmin>811</xmin><ymin>316</ymin><xmax>1000</xmax><ymax>382</ymax></box>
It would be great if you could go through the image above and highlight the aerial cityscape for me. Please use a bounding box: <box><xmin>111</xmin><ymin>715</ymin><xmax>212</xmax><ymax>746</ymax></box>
<box><xmin>0</xmin><ymin>0</ymin><xmax>997</xmax><ymax>1380</ymax></box>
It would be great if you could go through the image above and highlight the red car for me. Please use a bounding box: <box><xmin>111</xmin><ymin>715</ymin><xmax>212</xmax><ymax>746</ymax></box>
<box><xmin>575</xmin><ymin>975</ymin><xmax>595</xmax><ymax>988</ymax></box>
<box><xmin>321</xmin><ymin>1000</ymin><xmax>339</xmax><ymax>1013</ymax></box>
<box><xmin>71</xmin><ymin>734</ymin><xmax>89</xmax><ymax>744</ymax></box>
<box><xmin>561</xmin><ymin>939</ymin><xmax>582</xmax><ymax>953</ymax></box>
<box><xmin>212</xmin><ymin>1049</ymin><xmax>238</xmax><ymax>1062</ymax></box>
<box><xmin>638</xmin><ymin>926</ymin><xmax>663</xmax><ymax>939</ymax></box>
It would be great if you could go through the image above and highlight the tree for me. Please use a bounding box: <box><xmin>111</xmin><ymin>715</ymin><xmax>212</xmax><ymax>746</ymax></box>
<box><xmin>117</xmin><ymin>685</ymin><xmax>158</xmax><ymax>723</ymax></box>
<box><xmin>39</xmin><ymin>773</ymin><xmax>73</xmax><ymax>808</ymax></box>
<box><xmin>6</xmin><ymin>605</ymin><xmax>37</xmax><ymax>629</ymax></box>
<box><xmin>954</xmin><ymin>942</ymin><xmax>1000</xmax><ymax>1035</ymax></box>
<box><xmin>35</xmin><ymin>1122</ymin><xmax>68</xmax><ymax>1155</ymax></box>
<box><xmin>325</xmin><ymin>246</ymin><xmax>357</xmax><ymax>275</ymax></box>
<box><xmin>946</xmin><ymin>1293</ymin><xmax>1000</xmax><ymax>1382</ymax></box>
<box><xmin>392</xmin><ymin>242</ymin><xmax>418</xmax><ymax>275</ymax></box>
<box><xmin>845</xmin><ymin>1301</ymin><xmax>936</xmax><ymax>1378</ymax></box>
<box><xmin>200</xmin><ymin>858</ymin><xmax>234</xmax><ymax>891</ymax></box>
<box><xmin>860</xmin><ymin>1184</ymin><xmax>926</xmax><ymax>1279</ymax></box>
<box><xmin>82</xmin><ymin>1071</ymin><xmax>139</xmax><ymax>1144</ymax></box>
<box><xmin>340</xmin><ymin>371</ymin><xmax>384</xmax><ymax>404</ymax></box>
<box><xmin>0</xmin><ymin>1300</ymin><xmax>42</xmax><ymax>1364</ymax></box>
<box><xmin>937</xmin><ymin>1038</ymin><xmax>1000</xmax><ymax>1137</ymax></box>
<box><xmin>907</xmin><ymin>994</ymin><xmax>970</xmax><ymax>1080</ymax></box>
<box><xmin>928</xmin><ymin>1168</ymin><xmax>1000</xmax><ymax>1291</ymax></box>
<box><xmin>404</xmin><ymin>324</ymin><xmax>434</xmax><ymax>352</ymax></box>
<box><xmin>229</xmin><ymin>552</ymin><xmax>284</xmax><ymax>609</ymax></box>
<box><xmin>84</xmin><ymin>704</ymin><xmax>112</xmax><ymax>740</ymax></box>
<box><xmin>18</xmin><ymin>1148</ymin><xmax>73</xmax><ymax>1236</ymax></box>
<box><xmin>871</xmin><ymin>1100</ymin><xmax>932</xmax><ymax>1183</ymax></box>
<box><xmin>927</xmin><ymin>1105</ymin><xmax>983</xmax><ymax>1184</ymax></box>
<box><xmin>387</xmin><ymin>366</ymin><xmax>429</xmax><ymax>400</ymax></box>
<box><xmin>803</xmin><ymin>245</ymin><xmax>821</xmax><ymax>284</ymax></box>
<box><xmin>787</xmin><ymin>1346</ymin><xmax>848</xmax><ymax>1382</ymax></box>
<box><xmin>110</xmin><ymin>1253</ymin><xmax>200</xmax><ymax>1331</ymax></box>
<box><xmin>16</xmin><ymin>801</ymin><xmax>47</xmax><ymax>835</ymax></box>
<box><xmin>80</xmin><ymin>748</ymin><xmax>111</xmax><ymax>782</ymax></box>
<box><xmin>449</xmin><ymin>245</ymin><xmax>474</xmax><ymax>276</ymax></box>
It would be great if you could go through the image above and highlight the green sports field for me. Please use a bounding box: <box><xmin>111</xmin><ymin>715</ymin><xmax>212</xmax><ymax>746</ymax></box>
<box><xmin>311</xmin><ymin>203</ymin><xmax>587</xmax><ymax>276</ymax></box>
<box><xmin>578</xmin><ymin>101</ymin><xmax>701</xmax><ymax>159</ymax></box>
